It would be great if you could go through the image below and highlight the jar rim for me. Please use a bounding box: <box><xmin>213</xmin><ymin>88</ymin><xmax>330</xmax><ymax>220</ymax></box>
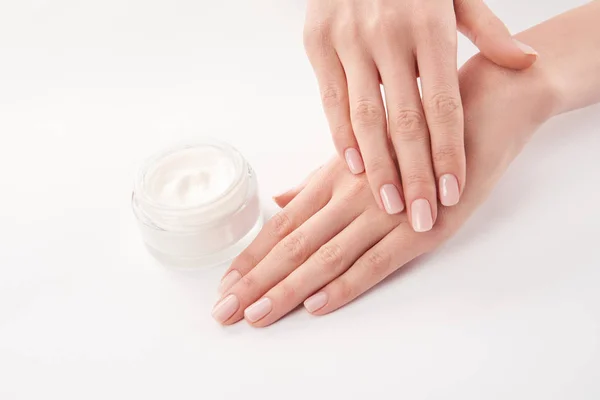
<box><xmin>133</xmin><ymin>139</ymin><xmax>247</xmax><ymax>213</ymax></box>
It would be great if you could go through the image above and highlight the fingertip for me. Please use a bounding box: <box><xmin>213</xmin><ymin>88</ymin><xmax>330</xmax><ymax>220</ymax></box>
<box><xmin>481</xmin><ymin>37</ymin><xmax>539</xmax><ymax>70</ymax></box>
<box><xmin>272</xmin><ymin>194</ymin><xmax>292</xmax><ymax>208</ymax></box>
<box><xmin>505</xmin><ymin>39</ymin><xmax>538</xmax><ymax>69</ymax></box>
<box><xmin>439</xmin><ymin>174</ymin><xmax>461</xmax><ymax>207</ymax></box>
<box><xmin>304</xmin><ymin>291</ymin><xmax>328</xmax><ymax>313</ymax></box>
<box><xmin>272</xmin><ymin>185</ymin><xmax>302</xmax><ymax>208</ymax></box>
<box><xmin>380</xmin><ymin>184</ymin><xmax>405</xmax><ymax>215</ymax></box>
<box><xmin>344</xmin><ymin>148</ymin><xmax>365</xmax><ymax>174</ymax></box>
<box><xmin>218</xmin><ymin>270</ymin><xmax>242</xmax><ymax>295</ymax></box>
<box><xmin>512</xmin><ymin>39</ymin><xmax>538</xmax><ymax>57</ymax></box>
<box><xmin>410</xmin><ymin>198</ymin><xmax>434</xmax><ymax>233</ymax></box>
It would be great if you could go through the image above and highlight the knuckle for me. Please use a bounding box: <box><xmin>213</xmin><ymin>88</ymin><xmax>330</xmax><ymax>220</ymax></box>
<box><xmin>432</xmin><ymin>144</ymin><xmax>461</xmax><ymax>165</ymax></box>
<box><xmin>352</xmin><ymin>99</ymin><xmax>384</xmax><ymax>127</ymax></box>
<box><xmin>393</xmin><ymin>108</ymin><xmax>427</xmax><ymax>139</ymax></box>
<box><xmin>414</xmin><ymin>10</ymin><xmax>444</xmax><ymax>32</ymax></box>
<box><xmin>279</xmin><ymin>283</ymin><xmax>298</xmax><ymax>302</ymax></box>
<box><xmin>345</xmin><ymin>177</ymin><xmax>370</xmax><ymax>198</ymax></box>
<box><xmin>364</xmin><ymin>250</ymin><xmax>391</xmax><ymax>278</ymax></box>
<box><xmin>315</xmin><ymin>243</ymin><xmax>344</xmax><ymax>273</ymax></box>
<box><xmin>303</xmin><ymin>21</ymin><xmax>329</xmax><ymax>53</ymax></box>
<box><xmin>366</xmin><ymin>154</ymin><xmax>391</xmax><ymax>176</ymax></box>
<box><xmin>335</xmin><ymin>277</ymin><xmax>355</xmax><ymax>303</ymax></box>
<box><xmin>364</xmin><ymin>12</ymin><xmax>396</xmax><ymax>41</ymax></box>
<box><xmin>280</xmin><ymin>231</ymin><xmax>310</xmax><ymax>264</ymax></box>
<box><xmin>232</xmin><ymin>251</ymin><xmax>257</xmax><ymax>271</ymax></box>
<box><xmin>332</xmin><ymin>18</ymin><xmax>359</xmax><ymax>43</ymax></box>
<box><xmin>269</xmin><ymin>210</ymin><xmax>293</xmax><ymax>239</ymax></box>
<box><xmin>378</xmin><ymin>11</ymin><xmax>399</xmax><ymax>32</ymax></box>
<box><xmin>335</xmin><ymin>177</ymin><xmax>371</xmax><ymax>205</ymax></box>
<box><xmin>402</xmin><ymin>170</ymin><xmax>433</xmax><ymax>188</ymax></box>
<box><xmin>239</xmin><ymin>273</ymin><xmax>256</xmax><ymax>290</ymax></box>
<box><xmin>331</xmin><ymin>123</ymin><xmax>352</xmax><ymax>144</ymax></box>
<box><xmin>321</xmin><ymin>85</ymin><xmax>345</xmax><ymax>110</ymax></box>
<box><xmin>414</xmin><ymin>8</ymin><xmax>456</xmax><ymax>35</ymax></box>
<box><xmin>453</xmin><ymin>0</ymin><xmax>471</xmax><ymax>13</ymax></box>
<box><xmin>427</xmin><ymin>91</ymin><xmax>462</xmax><ymax>123</ymax></box>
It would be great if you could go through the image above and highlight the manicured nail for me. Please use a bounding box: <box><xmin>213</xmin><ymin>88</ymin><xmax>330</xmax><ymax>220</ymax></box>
<box><xmin>211</xmin><ymin>294</ymin><xmax>239</xmax><ymax>323</ymax></box>
<box><xmin>218</xmin><ymin>270</ymin><xmax>242</xmax><ymax>294</ymax></box>
<box><xmin>274</xmin><ymin>187</ymin><xmax>293</xmax><ymax>199</ymax></box>
<box><xmin>439</xmin><ymin>174</ymin><xmax>460</xmax><ymax>207</ymax></box>
<box><xmin>380</xmin><ymin>184</ymin><xmax>405</xmax><ymax>214</ymax></box>
<box><xmin>344</xmin><ymin>148</ymin><xmax>365</xmax><ymax>174</ymax></box>
<box><xmin>513</xmin><ymin>39</ymin><xmax>538</xmax><ymax>56</ymax></box>
<box><xmin>411</xmin><ymin>199</ymin><xmax>433</xmax><ymax>232</ymax></box>
<box><xmin>304</xmin><ymin>292</ymin><xmax>328</xmax><ymax>313</ymax></box>
<box><xmin>244</xmin><ymin>298</ymin><xmax>273</xmax><ymax>323</ymax></box>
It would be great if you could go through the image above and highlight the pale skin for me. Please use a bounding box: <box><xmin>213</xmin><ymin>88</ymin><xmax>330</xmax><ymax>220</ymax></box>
<box><xmin>212</xmin><ymin>2</ymin><xmax>600</xmax><ymax>327</ymax></box>
<box><xmin>304</xmin><ymin>0</ymin><xmax>538</xmax><ymax>233</ymax></box>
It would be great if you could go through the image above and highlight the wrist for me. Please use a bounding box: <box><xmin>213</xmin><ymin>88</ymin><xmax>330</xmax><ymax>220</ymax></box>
<box><xmin>511</xmin><ymin>35</ymin><xmax>569</xmax><ymax>120</ymax></box>
<box><xmin>512</xmin><ymin>2</ymin><xmax>600</xmax><ymax>117</ymax></box>
<box><xmin>459</xmin><ymin>53</ymin><xmax>558</xmax><ymax>126</ymax></box>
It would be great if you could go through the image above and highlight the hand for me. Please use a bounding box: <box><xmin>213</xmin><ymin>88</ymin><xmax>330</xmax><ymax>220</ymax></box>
<box><xmin>211</xmin><ymin>52</ymin><xmax>557</xmax><ymax>327</ymax></box>
<box><xmin>303</xmin><ymin>0</ymin><xmax>538</xmax><ymax>233</ymax></box>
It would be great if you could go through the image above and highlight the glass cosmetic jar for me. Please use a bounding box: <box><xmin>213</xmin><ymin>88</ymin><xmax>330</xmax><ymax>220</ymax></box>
<box><xmin>132</xmin><ymin>140</ymin><xmax>262</xmax><ymax>268</ymax></box>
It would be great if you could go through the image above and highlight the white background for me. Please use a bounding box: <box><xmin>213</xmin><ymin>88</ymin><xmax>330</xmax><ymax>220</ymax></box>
<box><xmin>1</xmin><ymin>0</ymin><xmax>599</xmax><ymax>399</ymax></box>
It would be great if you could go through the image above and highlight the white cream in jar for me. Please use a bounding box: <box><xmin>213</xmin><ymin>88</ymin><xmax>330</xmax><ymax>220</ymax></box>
<box><xmin>132</xmin><ymin>140</ymin><xmax>262</xmax><ymax>268</ymax></box>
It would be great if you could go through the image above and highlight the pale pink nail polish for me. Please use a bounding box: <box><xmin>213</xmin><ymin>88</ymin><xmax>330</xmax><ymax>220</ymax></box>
<box><xmin>513</xmin><ymin>39</ymin><xmax>538</xmax><ymax>56</ymax></box>
<box><xmin>304</xmin><ymin>292</ymin><xmax>328</xmax><ymax>313</ymax></box>
<box><xmin>380</xmin><ymin>184</ymin><xmax>405</xmax><ymax>214</ymax></box>
<box><xmin>244</xmin><ymin>298</ymin><xmax>272</xmax><ymax>323</ymax></box>
<box><xmin>344</xmin><ymin>148</ymin><xmax>365</xmax><ymax>174</ymax></box>
<box><xmin>439</xmin><ymin>174</ymin><xmax>460</xmax><ymax>207</ymax></box>
<box><xmin>218</xmin><ymin>270</ymin><xmax>242</xmax><ymax>295</ymax></box>
<box><xmin>211</xmin><ymin>294</ymin><xmax>240</xmax><ymax>323</ymax></box>
<box><xmin>273</xmin><ymin>186</ymin><xmax>293</xmax><ymax>199</ymax></box>
<box><xmin>411</xmin><ymin>199</ymin><xmax>433</xmax><ymax>232</ymax></box>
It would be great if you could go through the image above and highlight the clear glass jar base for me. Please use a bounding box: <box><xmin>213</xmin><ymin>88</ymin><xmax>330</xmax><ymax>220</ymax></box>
<box><xmin>144</xmin><ymin>216</ymin><xmax>263</xmax><ymax>269</ymax></box>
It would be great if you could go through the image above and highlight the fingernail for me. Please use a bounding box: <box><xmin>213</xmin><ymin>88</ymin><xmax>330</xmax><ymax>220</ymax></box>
<box><xmin>344</xmin><ymin>148</ymin><xmax>365</xmax><ymax>174</ymax></box>
<box><xmin>218</xmin><ymin>270</ymin><xmax>242</xmax><ymax>295</ymax></box>
<box><xmin>304</xmin><ymin>292</ymin><xmax>328</xmax><ymax>313</ymax></box>
<box><xmin>273</xmin><ymin>187</ymin><xmax>293</xmax><ymax>199</ymax></box>
<box><xmin>211</xmin><ymin>294</ymin><xmax>239</xmax><ymax>323</ymax></box>
<box><xmin>439</xmin><ymin>174</ymin><xmax>460</xmax><ymax>207</ymax></box>
<box><xmin>244</xmin><ymin>298</ymin><xmax>272</xmax><ymax>323</ymax></box>
<box><xmin>411</xmin><ymin>199</ymin><xmax>433</xmax><ymax>232</ymax></box>
<box><xmin>513</xmin><ymin>39</ymin><xmax>538</xmax><ymax>56</ymax></box>
<box><xmin>380</xmin><ymin>184</ymin><xmax>405</xmax><ymax>214</ymax></box>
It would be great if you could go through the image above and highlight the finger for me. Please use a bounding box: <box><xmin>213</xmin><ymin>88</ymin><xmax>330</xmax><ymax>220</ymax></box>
<box><xmin>272</xmin><ymin>165</ymin><xmax>324</xmax><ymax>208</ymax></box>
<box><xmin>377</xmin><ymin>50</ymin><xmax>438</xmax><ymax>233</ymax></box>
<box><xmin>455</xmin><ymin>0</ymin><xmax>537</xmax><ymax>69</ymax></box>
<box><xmin>246</xmin><ymin>208</ymin><xmax>402</xmax><ymax>326</ymax></box>
<box><xmin>217</xmin><ymin>168</ymin><xmax>332</xmax><ymax>295</ymax></box>
<box><xmin>416</xmin><ymin>9</ymin><xmax>466</xmax><ymax>212</ymax></box>
<box><xmin>272</xmin><ymin>190</ymin><xmax>298</xmax><ymax>209</ymax></box>
<box><xmin>306</xmin><ymin>222</ymin><xmax>431</xmax><ymax>315</ymax></box>
<box><xmin>338</xmin><ymin>48</ymin><xmax>404</xmax><ymax>214</ymax></box>
<box><xmin>304</xmin><ymin>24</ymin><xmax>364</xmax><ymax>175</ymax></box>
<box><xmin>212</xmin><ymin>198</ymin><xmax>363</xmax><ymax>325</ymax></box>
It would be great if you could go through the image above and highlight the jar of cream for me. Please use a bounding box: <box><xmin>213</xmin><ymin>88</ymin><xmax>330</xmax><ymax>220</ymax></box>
<box><xmin>132</xmin><ymin>140</ymin><xmax>262</xmax><ymax>268</ymax></box>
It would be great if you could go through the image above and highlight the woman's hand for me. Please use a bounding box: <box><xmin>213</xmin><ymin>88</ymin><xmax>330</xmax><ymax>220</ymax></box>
<box><xmin>211</xmin><ymin>51</ymin><xmax>557</xmax><ymax>326</ymax></box>
<box><xmin>304</xmin><ymin>0</ymin><xmax>538</xmax><ymax>233</ymax></box>
<box><xmin>211</xmin><ymin>1</ymin><xmax>600</xmax><ymax>326</ymax></box>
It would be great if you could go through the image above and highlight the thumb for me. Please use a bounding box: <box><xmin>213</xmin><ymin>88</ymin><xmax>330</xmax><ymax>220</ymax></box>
<box><xmin>456</xmin><ymin>0</ymin><xmax>538</xmax><ymax>70</ymax></box>
<box><xmin>272</xmin><ymin>186</ymin><xmax>302</xmax><ymax>208</ymax></box>
<box><xmin>272</xmin><ymin>165</ymin><xmax>323</xmax><ymax>208</ymax></box>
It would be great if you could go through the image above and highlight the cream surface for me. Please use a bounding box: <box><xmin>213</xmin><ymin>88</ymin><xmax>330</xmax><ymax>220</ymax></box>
<box><xmin>144</xmin><ymin>146</ymin><xmax>237</xmax><ymax>208</ymax></box>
